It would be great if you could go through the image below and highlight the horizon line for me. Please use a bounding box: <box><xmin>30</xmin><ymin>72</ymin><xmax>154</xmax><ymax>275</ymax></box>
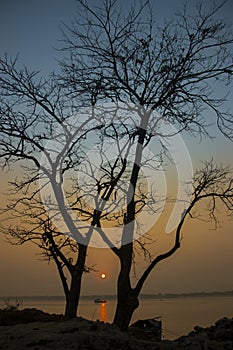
<box><xmin>1</xmin><ymin>290</ymin><xmax>233</xmax><ymax>299</ymax></box>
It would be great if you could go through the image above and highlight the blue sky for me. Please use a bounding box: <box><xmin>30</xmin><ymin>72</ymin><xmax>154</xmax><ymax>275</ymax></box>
<box><xmin>0</xmin><ymin>0</ymin><xmax>232</xmax><ymax>73</ymax></box>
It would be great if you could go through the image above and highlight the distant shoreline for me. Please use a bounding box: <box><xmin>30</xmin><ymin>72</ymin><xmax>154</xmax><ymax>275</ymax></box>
<box><xmin>1</xmin><ymin>290</ymin><xmax>233</xmax><ymax>301</ymax></box>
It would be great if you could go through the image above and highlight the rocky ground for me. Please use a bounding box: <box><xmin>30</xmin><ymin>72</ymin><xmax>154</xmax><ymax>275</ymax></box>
<box><xmin>0</xmin><ymin>308</ymin><xmax>233</xmax><ymax>349</ymax></box>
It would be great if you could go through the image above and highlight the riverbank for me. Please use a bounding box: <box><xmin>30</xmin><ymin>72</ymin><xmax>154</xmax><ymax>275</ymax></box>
<box><xmin>0</xmin><ymin>308</ymin><xmax>233</xmax><ymax>349</ymax></box>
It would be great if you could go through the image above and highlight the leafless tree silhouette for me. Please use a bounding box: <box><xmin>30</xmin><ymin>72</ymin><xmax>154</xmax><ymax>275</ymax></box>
<box><xmin>0</xmin><ymin>0</ymin><xmax>233</xmax><ymax>327</ymax></box>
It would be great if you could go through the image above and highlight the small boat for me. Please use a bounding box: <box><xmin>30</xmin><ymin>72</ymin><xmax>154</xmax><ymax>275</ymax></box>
<box><xmin>94</xmin><ymin>298</ymin><xmax>107</xmax><ymax>304</ymax></box>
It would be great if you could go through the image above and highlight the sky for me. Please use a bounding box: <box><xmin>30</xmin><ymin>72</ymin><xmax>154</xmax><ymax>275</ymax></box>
<box><xmin>0</xmin><ymin>0</ymin><xmax>233</xmax><ymax>298</ymax></box>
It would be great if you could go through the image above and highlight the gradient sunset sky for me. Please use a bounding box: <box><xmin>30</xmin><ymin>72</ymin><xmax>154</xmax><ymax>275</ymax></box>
<box><xmin>0</xmin><ymin>0</ymin><xmax>233</xmax><ymax>297</ymax></box>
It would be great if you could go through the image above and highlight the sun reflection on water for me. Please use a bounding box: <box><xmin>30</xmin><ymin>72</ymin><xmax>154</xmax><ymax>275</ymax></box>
<box><xmin>100</xmin><ymin>302</ymin><xmax>106</xmax><ymax>322</ymax></box>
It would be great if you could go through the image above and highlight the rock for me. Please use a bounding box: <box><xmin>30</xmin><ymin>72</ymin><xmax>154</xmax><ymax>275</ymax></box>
<box><xmin>0</xmin><ymin>313</ymin><xmax>233</xmax><ymax>350</ymax></box>
<box><xmin>215</xmin><ymin>317</ymin><xmax>230</xmax><ymax>327</ymax></box>
<box><xmin>193</xmin><ymin>325</ymin><xmax>204</xmax><ymax>333</ymax></box>
<box><xmin>0</xmin><ymin>308</ymin><xmax>64</xmax><ymax>326</ymax></box>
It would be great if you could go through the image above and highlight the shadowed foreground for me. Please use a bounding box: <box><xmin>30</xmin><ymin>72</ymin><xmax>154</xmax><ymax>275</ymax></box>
<box><xmin>0</xmin><ymin>309</ymin><xmax>233</xmax><ymax>350</ymax></box>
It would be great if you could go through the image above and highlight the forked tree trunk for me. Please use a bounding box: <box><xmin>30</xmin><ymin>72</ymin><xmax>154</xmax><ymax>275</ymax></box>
<box><xmin>113</xmin><ymin>120</ymin><xmax>148</xmax><ymax>330</ymax></box>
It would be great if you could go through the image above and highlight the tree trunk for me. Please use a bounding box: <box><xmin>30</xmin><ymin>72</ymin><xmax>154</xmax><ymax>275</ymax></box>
<box><xmin>112</xmin><ymin>241</ymin><xmax>139</xmax><ymax>330</ymax></box>
<box><xmin>113</xmin><ymin>288</ymin><xmax>139</xmax><ymax>330</ymax></box>
<box><xmin>64</xmin><ymin>268</ymin><xmax>83</xmax><ymax>319</ymax></box>
<box><xmin>64</xmin><ymin>244</ymin><xmax>87</xmax><ymax>319</ymax></box>
<box><xmin>113</xmin><ymin>118</ymin><xmax>148</xmax><ymax>330</ymax></box>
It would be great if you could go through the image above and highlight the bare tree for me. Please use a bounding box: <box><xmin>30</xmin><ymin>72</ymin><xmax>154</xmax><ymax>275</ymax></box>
<box><xmin>58</xmin><ymin>0</ymin><xmax>233</xmax><ymax>329</ymax></box>
<box><xmin>0</xmin><ymin>56</ymin><xmax>105</xmax><ymax>318</ymax></box>
<box><xmin>0</xmin><ymin>0</ymin><xmax>233</xmax><ymax>329</ymax></box>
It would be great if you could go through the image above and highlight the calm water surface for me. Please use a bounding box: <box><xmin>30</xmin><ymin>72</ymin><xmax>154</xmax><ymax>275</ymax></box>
<box><xmin>1</xmin><ymin>296</ymin><xmax>233</xmax><ymax>340</ymax></box>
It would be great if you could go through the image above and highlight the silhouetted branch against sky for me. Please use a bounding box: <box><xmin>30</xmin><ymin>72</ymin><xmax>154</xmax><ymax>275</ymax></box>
<box><xmin>59</xmin><ymin>0</ymin><xmax>233</xmax><ymax>137</ymax></box>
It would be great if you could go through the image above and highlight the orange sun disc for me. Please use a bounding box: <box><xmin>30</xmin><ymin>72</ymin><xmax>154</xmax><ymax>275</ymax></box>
<box><xmin>101</xmin><ymin>273</ymin><xmax>106</xmax><ymax>279</ymax></box>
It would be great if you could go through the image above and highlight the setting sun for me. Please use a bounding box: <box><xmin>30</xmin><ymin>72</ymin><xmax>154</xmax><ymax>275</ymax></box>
<box><xmin>101</xmin><ymin>273</ymin><xmax>106</xmax><ymax>279</ymax></box>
